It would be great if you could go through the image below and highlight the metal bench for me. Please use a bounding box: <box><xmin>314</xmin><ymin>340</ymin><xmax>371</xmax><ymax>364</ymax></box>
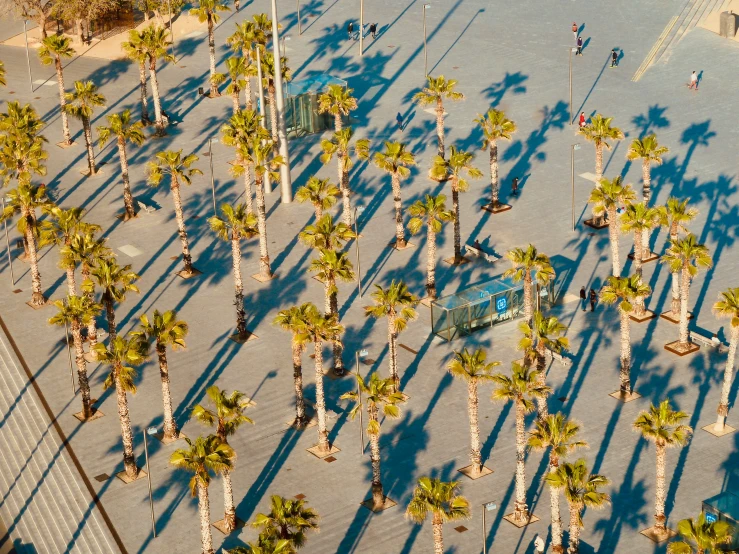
<box><xmin>689</xmin><ymin>331</ymin><xmax>729</xmax><ymax>354</ymax></box>
<box><xmin>465</xmin><ymin>244</ymin><xmax>501</xmax><ymax>264</ymax></box>
<box><xmin>546</xmin><ymin>348</ymin><xmax>572</xmax><ymax>368</ymax></box>
<box><xmin>136</xmin><ymin>198</ymin><xmax>158</xmax><ymax>215</ymax></box>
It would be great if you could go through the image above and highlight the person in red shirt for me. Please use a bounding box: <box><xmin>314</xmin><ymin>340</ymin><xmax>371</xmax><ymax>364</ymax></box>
<box><xmin>579</xmin><ymin>112</ymin><xmax>586</xmax><ymax>128</ymax></box>
<box><xmin>572</xmin><ymin>22</ymin><xmax>578</xmax><ymax>40</ymax></box>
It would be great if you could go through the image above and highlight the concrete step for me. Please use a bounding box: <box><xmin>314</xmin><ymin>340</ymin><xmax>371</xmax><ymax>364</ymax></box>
<box><xmin>0</xmin><ymin>329</ymin><xmax>115</xmax><ymax>553</ymax></box>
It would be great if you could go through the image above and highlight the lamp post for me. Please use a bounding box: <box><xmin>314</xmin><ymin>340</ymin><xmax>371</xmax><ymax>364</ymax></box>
<box><xmin>481</xmin><ymin>500</ymin><xmax>497</xmax><ymax>554</ymax></box>
<box><xmin>23</xmin><ymin>20</ymin><xmax>33</xmax><ymax>92</ymax></box>
<box><xmin>359</xmin><ymin>0</ymin><xmax>364</xmax><ymax>56</ymax></box>
<box><xmin>144</xmin><ymin>426</ymin><xmax>158</xmax><ymax>538</ymax></box>
<box><xmin>355</xmin><ymin>349</ymin><xmax>368</xmax><ymax>454</ymax></box>
<box><xmin>1</xmin><ymin>198</ymin><xmax>14</xmax><ymax>286</ymax></box>
<box><xmin>62</xmin><ymin>307</ymin><xmax>75</xmax><ymax>395</ymax></box>
<box><xmin>208</xmin><ymin>138</ymin><xmax>217</xmax><ymax>215</ymax></box>
<box><xmin>568</xmin><ymin>46</ymin><xmax>576</xmax><ymax>125</ymax></box>
<box><xmin>353</xmin><ymin>205</ymin><xmax>364</xmax><ymax>297</ymax></box>
<box><xmin>423</xmin><ymin>5</ymin><xmax>430</xmax><ymax>77</ymax></box>
<box><xmin>270</xmin><ymin>0</ymin><xmax>293</xmax><ymax>203</ymax></box>
<box><xmin>255</xmin><ymin>47</ymin><xmax>272</xmax><ymax>194</ymax></box>
<box><xmin>297</xmin><ymin>0</ymin><xmax>302</xmax><ymax>35</ymax></box>
<box><xmin>571</xmin><ymin>143</ymin><xmax>580</xmax><ymax>231</ymax></box>
<box><xmin>281</xmin><ymin>35</ymin><xmax>291</xmax><ymax>58</ymax></box>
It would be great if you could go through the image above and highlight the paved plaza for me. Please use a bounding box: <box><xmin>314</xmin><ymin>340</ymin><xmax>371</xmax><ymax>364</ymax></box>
<box><xmin>1</xmin><ymin>0</ymin><xmax>738</xmax><ymax>552</ymax></box>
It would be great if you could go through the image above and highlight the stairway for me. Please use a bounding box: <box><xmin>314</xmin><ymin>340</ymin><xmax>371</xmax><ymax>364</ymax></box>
<box><xmin>654</xmin><ymin>0</ymin><xmax>726</xmax><ymax>63</ymax></box>
<box><xmin>0</xmin><ymin>324</ymin><xmax>117</xmax><ymax>553</ymax></box>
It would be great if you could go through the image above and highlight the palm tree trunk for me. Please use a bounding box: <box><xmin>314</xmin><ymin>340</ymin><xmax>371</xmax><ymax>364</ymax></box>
<box><xmin>595</xmin><ymin>144</ymin><xmax>603</xmax><ymax>183</ymax></box>
<box><xmin>104</xmin><ymin>297</ymin><xmax>117</xmax><ymax>341</ymax></box>
<box><xmin>435</xmin><ymin>99</ymin><xmax>445</xmax><ymax>159</ymax></box>
<box><xmin>314</xmin><ymin>341</ymin><xmax>330</xmax><ymax>453</ymax></box>
<box><xmin>25</xmin><ymin>220</ymin><xmax>45</xmax><ymax>306</ymax></box>
<box><xmin>426</xmin><ymin>226</ymin><xmax>437</xmax><ymax>298</ymax></box>
<box><xmin>679</xmin><ymin>266</ymin><xmax>690</xmax><ymax>348</ymax></box>
<box><xmin>432</xmin><ymin>513</ymin><xmax>444</xmax><ymax>554</ymax></box>
<box><xmin>82</xmin><ymin>117</ymin><xmax>96</xmax><ymax>175</ymax></box>
<box><xmin>654</xmin><ymin>443</ymin><xmax>666</xmax><ymax>531</ymax></box>
<box><xmin>670</xmin><ymin>270</ymin><xmax>680</xmax><ymax>316</ymax></box>
<box><xmin>489</xmin><ymin>141</ymin><xmax>499</xmax><ymax>206</ymax></box>
<box><xmin>549</xmin><ymin>457</ymin><xmax>564</xmax><ymax>554</ymax></box>
<box><xmin>157</xmin><ymin>344</ymin><xmax>178</xmax><ymax>440</ymax></box>
<box><xmin>369</xmin><ymin>407</ymin><xmax>384</xmax><ymax>508</ymax></box>
<box><xmin>148</xmin><ymin>59</ymin><xmax>166</xmax><ymax>136</ymax></box>
<box><xmin>222</xmin><ymin>469</ymin><xmax>236</xmax><ymax>532</ymax></box>
<box><xmin>341</xmin><ymin>166</ymin><xmax>352</xmax><ymax>227</ymax></box>
<box><xmin>241</xmin><ymin>157</ymin><xmax>253</xmax><ymax>215</ymax></box>
<box><xmin>71</xmin><ymin>319</ymin><xmax>93</xmax><ymax>419</ymax></box>
<box><xmin>607</xmin><ymin>206</ymin><xmax>620</xmax><ymax>276</ymax></box>
<box><xmin>38</xmin><ymin>13</ymin><xmax>48</xmax><ymax>39</ymax></box>
<box><xmin>513</xmin><ymin>400</ymin><xmax>529</xmax><ymax>522</ymax></box>
<box><xmin>114</xmin><ymin>368</ymin><xmax>138</xmax><ymax>479</ymax></box>
<box><xmin>65</xmin><ymin>267</ymin><xmax>77</xmax><ymax>296</ymax></box>
<box><xmin>244</xmin><ymin>76</ymin><xmax>253</xmax><ymax>110</ymax></box>
<box><xmin>467</xmin><ymin>380</ymin><xmax>482</xmax><ymax>474</ymax></box>
<box><xmin>231</xmin><ymin>237</ymin><xmax>247</xmax><ymax>336</ymax></box>
<box><xmin>568</xmin><ymin>505</ymin><xmax>582</xmax><ymax>554</ymax></box>
<box><xmin>314</xmin><ymin>204</ymin><xmax>322</xmax><ymax>220</ymax></box>
<box><xmin>452</xmin><ymin>182</ymin><xmax>461</xmax><ymax>262</ymax></box>
<box><xmin>619</xmin><ymin>309</ymin><xmax>632</xmax><ymax>393</ymax></box>
<box><xmin>633</xmin><ymin>230</ymin><xmax>646</xmax><ymax>316</ymax></box>
<box><xmin>642</xmin><ymin>160</ymin><xmax>651</xmax><ymax>204</ymax></box>
<box><xmin>138</xmin><ymin>61</ymin><xmax>150</xmax><ymax>124</ymax></box>
<box><xmin>292</xmin><ymin>343</ymin><xmax>307</xmax><ymax>425</ymax></box>
<box><xmin>170</xmin><ymin>181</ymin><xmax>194</xmax><ymax>275</ymax></box>
<box><xmin>231</xmin><ymin>90</ymin><xmax>240</xmax><ymax>113</ymax></box>
<box><xmin>55</xmin><ymin>58</ymin><xmax>72</xmax><ymax>145</ymax></box>
<box><xmin>715</xmin><ymin>326</ymin><xmax>738</xmax><ymax>432</ymax></box>
<box><xmin>82</xmin><ymin>265</ymin><xmax>97</xmax><ymax>353</ymax></box>
<box><xmin>328</xmin><ymin>280</ymin><xmax>344</xmax><ymax>374</ymax></box>
<box><xmin>254</xmin><ymin>175</ymin><xmax>272</xmax><ymax>279</ymax></box>
<box><xmin>268</xmin><ymin>86</ymin><xmax>278</xmax><ymax>144</ymax></box>
<box><xmin>524</xmin><ymin>272</ymin><xmax>533</xmax><ymax>326</ymax></box>
<box><xmin>208</xmin><ymin>18</ymin><xmax>218</xmax><ymax>97</ymax></box>
<box><xmin>118</xmin><ymin>140</ymin><xmax>135</xmax><ymax>219</ymax></box>
<box><xmin>535</xmin><ymin>344</ymin><xmax>548</xmax><ymax>420</ymax></box>
<box><xmin>197</xmin><ymin>481</ymin><xmax>215</xmax><ymax>554</ymax></box>
<box><xmin>334</xmin><ymin>112</ymin><xmax>342</xmax><ymax>133</ymax></box>
<box><xmin>387</xmin><ymin>313</ymin><xmax>399</xmax><ymax>389</ymax></box>
<box><xmin>391</xmin><ymin>172</ymin><xmax>405</xmax><ymax>248</ymax></box>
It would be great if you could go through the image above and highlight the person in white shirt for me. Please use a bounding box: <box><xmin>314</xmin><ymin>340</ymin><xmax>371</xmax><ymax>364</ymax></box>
<box><xmin>689</xmin><ymin>71</ymin><xmax>698</xmax><ymax>90</ymax></box>
<box><xmin>534</xmin><ymin>534</ymin><xmax>546</xmax><ymax>553</ymax></box>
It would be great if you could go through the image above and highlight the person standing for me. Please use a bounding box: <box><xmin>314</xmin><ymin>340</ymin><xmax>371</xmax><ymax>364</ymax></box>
<box><xmin>511</xmin><ymin>177</ymin><xmax>519</xmax><ymax>197</ymax></box>
<box><xmin>689</xmin><ymin>70</ymin><xmax>698</xmax><ymax>89</ymax></box>
<box><xmin>576</xmin><ymin>35</ymin><xmax>584</xmax><ymax>56</ymax></box>
<box><xmin>370</xmin><ymin>23</ymin><xmax>377</xmax><ymax>39</ymax></box>
<box><xmin>611</xmin><ymin>49</ymin><xmax>618</xmax><ymax>68</ymax></box>
<box><xmin>347</xmin><ymin>21</ymin><xmax>355</xmax><ymax>40</ymax></box>
<box><xmin>534</xmin><ymin>534</ymin><xmax>546</xmax><ymax>554</ymax></box>
<box><xmin>580</xmin><ymin>286</ymin><xmax>587</xmax><ymax>312</ymax></box>
<box><xmin>589</xmin><ymin>287</ymin><xmax>598</xmax><ymax>312</ymax></box>
<box><xmin>579</xmin><ymin>111</ymin><xmax>586</xmax><ymax>128</ymax></box>
<box><xmin>572</xmin><ymin>22</ymin><xmax>578</xmax><ymax>41</ymax></box>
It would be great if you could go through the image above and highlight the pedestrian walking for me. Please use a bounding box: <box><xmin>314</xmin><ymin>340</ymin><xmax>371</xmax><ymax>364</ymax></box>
<box><xmin>511</xmin><ymin>177</ymin><xmax>519</xmax><ymax>197</ymax></box>
<box><xmin>572</xmin><ymin>22</ymin><xmax>578</xmax><ymax>40</ymax></box>
<box><xmin>576</xmin><ymin>36</ymin><xmax>583</xmax><ymax>56</ymax></box>
<box><xmin>578</xmin><ymin>111</ymin><xmax>586</xmax><ymax>128</ymax></box>
<box><xmin>370</xmin><ymin>23</ymin><xmax>377</xmax><ymax>39</ymax></box>
<box><xmin>347</xmin><ymin>21</ymin><xmax>354</xmax><ymax>40</ymax></box>
<box><xmin>534</xmin><ymin>534</ymin><xmax>546</xmax><ymax>554</ymax></box>
<box><xmin>688</xmin><ymin>70</ymin><xmax>698</xmax><ymax>89</ymax></box>
<box><xmin>589</xmin><ymin>288</ymin><xmax>598</xmax><ymax>312</ymax></box>
<box><xmin>611</xmin><ymin>48</ymin><xmax>618</xmax><ymax>68</ymax></box>
<box><xmin>580</xmin><ymin>286</ymin><xmax>587</xmax><ymax>312</ymax></box>
<box><xmin>396</xmin><ymin>112</ymin><xmax>404</xmax><ymax>132</ymax></box>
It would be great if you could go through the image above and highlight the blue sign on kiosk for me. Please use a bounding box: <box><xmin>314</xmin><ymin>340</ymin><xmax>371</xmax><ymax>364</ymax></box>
<box><xmin>496</xmin><ymin>296</ymin><xmax>508</xmax><ymax>313</ymax></box>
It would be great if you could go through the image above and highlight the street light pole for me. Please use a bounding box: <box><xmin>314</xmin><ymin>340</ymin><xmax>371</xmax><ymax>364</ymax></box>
<box><xmin>144</xmin><ymin>427</ymin><xmax>158</xmax><ymax>538</ymax></box>
<box><xmin>355</xmin><ymin>349</ymin><xmax>368</xmax><ymax>455</ymax></box>
<box><xmin>353</xmin><ymin>205</ymin><xmax>364</xmax><ymax>297</ymax></box>
<box><xmin>2</xmin><ymin>198</ymin><xmax>14</xmax><ymax>286</ymax></box>
<box><xmin>270</xmin><ymin>0</ymin><xmax>293</xmax><ymax>203</ymax></box>
<box><xmin>359</xmin><ymin>0</ymin><xmax>364</xmax><ymax>57</ymax></box>
<box><xmin>167</xmin><ymin>0</ymin><xmax>176</xmax><ymax>62</ymax></box>
<box><xmin>23</xmin><ymin>21</ymin><xmax>33</xmax><ymax>92</ymax></box>
<box><xmin>62</xmin><ymin>313</ymin><xmax>75</xmax><ymax>395</ymax></box>
<box><xmin>569</xmin><ymin>46</ymin><xmax>576</xmax><ymax>125</ymax></box>
<box><xmin>281</xmin><ymin>36</ymin><xmax>291</xmax><ymax>58</ymax></box>
<box><xmin>571</xmin><ymin>143</ymin><xmax>580</xmax><ymax>231</ymax></box>
<box><xmin>423</xmin><ymin>5</ymin><xmax>430</xmax><ymax>77</ymax></box>
<box><xmin>297</xmin><ymin>0</ymin><xmax>302</xmax><ymax>35</ymax></box>
<box><xmin>481</xmin><ymin>500</ymin><xmax>497</xmax><ymax>554</ymax></box>
<box><xmin>208</xmin><ymin>138</ymin><xmax>216</xmax><ymax>215</ymax></box>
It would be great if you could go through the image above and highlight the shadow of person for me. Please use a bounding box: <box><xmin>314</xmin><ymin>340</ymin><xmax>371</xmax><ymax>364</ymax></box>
<box><xmin>583</xmin><ymin>37</ymin><xmax>592</xmax><ymax>51</ymax></box>
<box><xmin>697</xmin><ymin>70</ymin><xmax>704</xmax><ymax>86</ymax></box>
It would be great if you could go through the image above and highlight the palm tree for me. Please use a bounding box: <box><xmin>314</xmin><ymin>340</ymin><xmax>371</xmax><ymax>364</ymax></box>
<box><xmin>579</xmin><ymin>114</ymin><xmax>624</xmax><ymax>184</ymax></box>
<box><xmin>208</xmin><ymin>203</ymin><xmax>259</xmax><ymax>338</ymax></box>
<box><xmin>545</xmin><ymin>459</ymin><xmax>610</xmax><ymax>554</ymax></box>
<box><xmin>447</xmin><ymin>348</ymin><xmax>500</xmax><ymax>477</ymax></box>
<box><xmin>408</xmin><ymin>194</ymin><xmax>454</xmax><ymax>299</ymax></box>
<box><xmin>85</xmin><ymin>257</ymin><xmax>139</xmax><ymax>341</ymax></box>
<box><xmin>0</xmin><ymin>102</ymin><xmax>48</xmax><ymax>188</ymax></box>
<box><xmin>97</xmin><ymin>110</ymin><xmax>145</xmax><ymax>220</ymax></box>
<box><xmin>121</xmin><ymin>29</ymin><xmax>151</xmax><ymax>125</ymax></box>
<box><xmin>374</xmin><ymin>141</ymin><xmax>416</xmax><ymax>249</ymax></box>
<box><xmin>518</xmin><ymin>311</ymin><xmax>568</xmax><ymax>419</ymax></box>
<box><xmin>0</xmin><ymin>60</ymin><xmax>5</xmax><ymax>86</ymax></box>
<box><xmin>260</xmin><ymin>52</ymin><xmax>291</xmax><ymax>146</ymax></box>
<box><xmin>406</xmin><ymin>477</ymin><xmax>470</xmax><ymax>554</ymax></box>
<box><xmin>309</xmin><ymin>249</ymin><xmax>354</xmax><ymax>375</ymax></box>
<box><xmin>503</xmin><ymin>244</ymin><xmax>556</xmax><ymax>325</ymax></box>
<box><xmin>600</xmin><ymin>275</ymin><xmax>652</xmax><ymax>397</ymax></box>
<box><xmin>634</xmin><ymin>400</ymin><xmax>692</xmax><ymax>536</ymax></box>
<box><xmin>341</xmin><ymin>373</ymin><xmax>406</xmax><ymax>509</ymax></box>
<box><xmin>588</xmin><ymin>176</ymin><xmax>636</xmax><ymax>276</ymax></box>
<box><xmin>226</xmin><ymin>19</ymin><xmax>265</xmax><ymax>110</ymax></box>
<box><xmin>294</xmin><ymin>311</ymin><xmax>343</xmax><ymax>455</ymax></box>
<box><xmin>412</xmin><ymin>75</ymin><xmax>464</xmax><ymax>159</ymax></box>
<box><xmin>38</xmin><ymin>35</ymin><xmax>75</xmax><ymax>145</ymax></box>
<box><xmin>42</xmin><ymin>206</ymin><xmax>92</xmax><ymax>296</ymax></box>
<box><xmin>667</xmin><ymin>512</ymin><xmax>735</xmax><ymax>554</ymax></box>
<box><xmin>317</xmin><ymin>84</ymin><xmax>358</xmax><ymax>132</ymax></box>
<box><xmin>64</xmin><ymin>80</ymin><xmax>106</xmax><ymax>176</ymax></box>
<box><xmin>430</xmin><ymin>146</ymin><xmax>482</xmax><ymax>263</ymax></box>
<box><xmin>0</xmin><ymin>182</ymin><xmax>53</xmax><ymax>306</ymax></box>
<box><xmin>234</xmin><ymin>537</ymin><xmax>292</xmax><ymax>554</ymax></box>
<box><xmin>364</xmin><ymin>281</ymin><xmax>418</xmax><ymax>389</ymax></box>
<box><xmin>713</xmin><ymin>288</ymin><xmax>739</xmax><ymax>433</ymax></box>
<box><xmin>135</xmin><ymin>310</ymin><xmax>188</xmax><ymax>441</ymax></box>
<box><xmin>295</xmin><ymin>177</ymin><xmax>340</xmax><ymax>220</ymax></box>
<box><xmin>170</xmin><ymin>435</ymin><xmax>234</xmax><ymax>554</ymax></box>
<box><xmin>620</xmin><ymin>202</ymin><xmax>663</xmax><ymax>317</ymax></box>
<box><xmin>192</xmin><ymin>386</ymin><xmax>254</xmax><ymax>533</ymax></box>
<box><xmin>139</xmin><ymin>26</ymin><xmax>174</xmax><ymax>136</ymax></box>
<box><xmin>475</xmin><ymin>108</ymin><xmax>517</xmax><ymax>209</ymax></box>
<box><xmin>48</xmin><ymin>296</ymin><xmax>102</xmax><ymax>420</ymax></box>
<box><xmin>190</xmin><ymin>0</ymin><xmax>231</xmax><ymax>97</ymax></box>
<box><xmin>252</xmin><ymin>495</ymin><xmax>319</xmax><ymax>550</ymax></box>
<box><xmin>299</xmin><ymin>213</ymin><xmax>356</xmax><ymax>251</ymax></box>
<box><xmin>225</xmin><ymin>56</ymin><xmax>248</xmax><ymax>113</ymax></box>
<box><xmin>491</xmin><ymin>361</ymin><xmax>551</xmax><ymax>523</ymax></box>
<box><xmin>529</xmin><ymin>414</ymin><xmax>587</xmax><ymax>554</ymax></box>
<box><xmin>273</xmin><ymin>303</ymin><xmax>319</xmax><ymax>427</ymax></box>
<box><xmin>94</xmin><ymin>335</ymin><xmax>149</xmax><ymax>480</ymax></box>
<box><xmin>661</xmin><ymin>234</ymin><xmax>712</xmax><ymax>352</ymax></box>
<box><xmin>320</xmin><ymin>127</ymin><xmax>370</xmax><ymax>225</ymax></box>
<box><xmin>221</xmin><ymin>109</ymin><xmax>261</xmax><ymax>214</ymax></box>
<box><xmin>664</xmin><ymin>197</ymin><xmax>698</xmax><ymax>318</ymax></box>
<box><xmin>148</xmin><ymin>150</ymin><xmax>203</xmax><ymax>277</ymax></box>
